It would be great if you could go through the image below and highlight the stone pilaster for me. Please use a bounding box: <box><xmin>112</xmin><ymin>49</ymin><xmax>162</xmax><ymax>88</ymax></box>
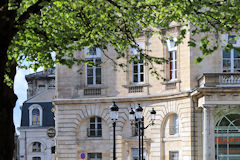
<box><xmin>203</xmin><ymin>105</ymin><xmax>215</xmax><ymax>160</ymax></box>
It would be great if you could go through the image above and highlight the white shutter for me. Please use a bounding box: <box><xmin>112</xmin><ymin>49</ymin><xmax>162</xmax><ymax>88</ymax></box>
<box><xmin>222</xmin><ymin>34</ymin><xmax>228</xmax><ymax>46</ymax></box>
<box><xmin>167</xmin><ymin>38</ymin><xmax>177</xmax><ymax>51</ymax></box>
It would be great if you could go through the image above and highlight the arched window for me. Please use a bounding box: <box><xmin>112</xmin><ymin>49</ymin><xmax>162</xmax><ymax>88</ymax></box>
<box><xmin>32</xmin><ymin>142</ymin><xmax>41</xmax><ymax>152</ymax></box>
<box><xmin>32</xmin><ymin>109</ymin><xmax>40</xmax><ymax>125</ymax></box>
<box><xmin>32</xmin><ymin>157</ymin><xmax>41</xmax><ymax>160</ymax></box>
<box><xmin>169</xmin><ymin>114</ymin><xmax>179</xmax><ymax>135</ymax></box>
<box><xmin>29</xmin><ymin>104</ymin><xmax>43</xmax><ymax>126</ymax></box>
<box><xmin>215</xmin><ymin>114</ymin><xmax>240</xmax><ymax>160</ymax></box>
<box><xmin>88</xmin><ymin>117</ymin><xmax>102</xmax><ymax>137</ymax></box>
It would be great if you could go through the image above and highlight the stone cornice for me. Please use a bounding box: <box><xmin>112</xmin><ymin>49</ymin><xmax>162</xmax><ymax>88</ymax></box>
<box><xmin>53</xmin><ymin>91</ymin><xmax>191</xmax><ymax>105</ymax></box>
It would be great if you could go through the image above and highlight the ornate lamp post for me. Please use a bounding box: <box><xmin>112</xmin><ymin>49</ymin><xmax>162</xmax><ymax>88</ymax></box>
<box><xmin>129</xmin><ymin>104</ymin><xmax>156</xmax><ymax>160</ymax></box>
<box><xmin>110</xmin><ymin>101</ymin><xmax>119</xmax><ymax>160</ymax></box>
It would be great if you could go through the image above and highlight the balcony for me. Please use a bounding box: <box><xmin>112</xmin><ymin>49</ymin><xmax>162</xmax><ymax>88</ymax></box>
<box><xmin>198</xmin><ymin>73</ymin><xmax>240</xmax><ymax>87</ymax></box>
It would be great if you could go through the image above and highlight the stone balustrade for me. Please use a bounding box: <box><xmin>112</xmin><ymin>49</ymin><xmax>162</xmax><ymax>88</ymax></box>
<box><xmin>198</xmin><ymin>73</ymin><xmax>240</xmax><ymax>87</ymax></box>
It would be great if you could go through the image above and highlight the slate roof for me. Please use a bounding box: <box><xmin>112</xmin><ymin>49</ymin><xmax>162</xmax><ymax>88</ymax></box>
<box><xmin>20</xmin><ymin>102</ymin><xmax>55</xmax><ymax>127</ymax></box>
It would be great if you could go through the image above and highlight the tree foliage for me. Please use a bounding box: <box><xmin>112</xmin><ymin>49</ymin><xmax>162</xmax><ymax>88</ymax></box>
<box><xmin>6</xmin><ymin>0</ymin><xmax>240</xmax><ymax>72</ymax></box>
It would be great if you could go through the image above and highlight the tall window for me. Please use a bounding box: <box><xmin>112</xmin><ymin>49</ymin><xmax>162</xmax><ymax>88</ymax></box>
<box><xmin>32</xmin><ymin>142</ymin><xmax>41</xmax><ymax>152</ymax></box>
<box><xmin>167</xmin><ymin>39</ymin><xmax>177</xmax><ymax>81</ymax></box>
<box><xmin>169</xmin><ymin>114</ymin><xmax>179</xmax><ymax>135</ymax></box>
<box><xmin>133</xmin><ymin>57</ymin><xmax>144</xmax><ymax>83</ymax></box>
<box><xmin>88</xmin><ymin>117</ymin><xmax>102</xmax><ymax>137</ymax></box>
<box><xmin>88</xmin><ymin>153</ymin><xmax>102</xmax><ymax>160</ymax></box>
<box><xmin>131</xmin><ymin>42</ymin><xmax>145</xmax><ymax>83</ymax></box>
<box><xmin>215</xmin><ymin>114</ymin><xmax>240</xmax><ymax>160</ymax></box>
<box><xmin>87</xmin><ymin>58</ymin><xmax>101</xmax><ymax>85</ymax></box>
<box><xmin>169</xmin><ymin>151</ymin><xmax>179</xmax><ymax>160</ymax></box>
<box><xmin>223</xmin><ymin>49</ymin><xmax>240</xmax><ymax>72</ymax></box>
<box><xmin>32</xmin><ymin>157</ymin><xmax>41</xmax><ymax>160</ymax></box>
<box><xmin>32</xmin><ymin>109</ymin><xmax>40</xmax><ymax>125</ymax></box>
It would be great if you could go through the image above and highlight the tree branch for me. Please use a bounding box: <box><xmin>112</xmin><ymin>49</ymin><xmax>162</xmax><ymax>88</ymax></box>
<box><xmin>16</xmin><ymin>0</ymin><xmax>51</xmax><ymax>25</ymax></box>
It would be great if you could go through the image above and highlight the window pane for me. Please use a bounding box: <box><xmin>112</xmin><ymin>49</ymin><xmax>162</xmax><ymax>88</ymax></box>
<box><xmin>96</xmin><ymin>76</ymin><xmax>101</xmax><ymax>84</ymax></box>
<box><xmin>223</xmin><ymin>50</ymin><xmax>231</xmax><ymax>58</ymax></box>
<box><xmin>87</xmin><ymin>78</ymin><xmax>93</xmax><ymax>85</ymax></box>
<box><xmin>95</xmin><ymin>59</ymin><xmax>101</xmax><ymax>66</ymax></box>
<box><xmin>87</xmin><ymin>69</ymin><xmax>93</xmax><ymax>76</ymax></box>
<box><xmin>140</xmin><ymin>65</ymin><xmax>144</xmax><ymax>72</ymax></box>
<box><xmin>223</xmin><ymin>59</ymin><xmax>231</xmax><ymax>70</ymax></box>
<box><xmin>133</xmin><ymin>75</ymin><xmax>138</xmax><ymax>82</ymax></box>
<box><xmin>234</xmin><ymin>59</ymin><xmax>240</xmax><ymax>69</ymax></box>
<box><xmin>89</xmin><ymin>47</ymin><xmax>97</xmax><ymax>55</ymax></box>
<box><xmin>140</xmin><ymin>74</ymin><xmax>144</xmax><ymax>82</ymax></box>
<box><xmin>234</xmin><ymin>49</ymin><xmax>240</xmax><ymax>58</ymax></box>
<box><xmin>133</xmin><ymin>66</ymin><xmax>138</xmax><ymax>73</ymax></box>
<box><xmin>96</xmin><ymin>68</ymin><xmax>101</xmax><ymax>76</ymax></box>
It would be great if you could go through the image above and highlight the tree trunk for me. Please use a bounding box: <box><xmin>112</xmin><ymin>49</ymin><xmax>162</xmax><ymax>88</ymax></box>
<box><xmin>0</xmin><ymin>50</ymin><xmax>18</xmax><ymax>160</ymax></box>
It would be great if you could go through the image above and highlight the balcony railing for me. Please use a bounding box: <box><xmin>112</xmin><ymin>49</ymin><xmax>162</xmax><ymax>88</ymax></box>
<box><xmin>87</xmin><ymin>128</ymin><xmax>102</xmax><ymax>137</ymax></box>
<box><xmin>198</xmin><ymin>73</ymin><xmax>240</xmax><ymax>87</ymax></box>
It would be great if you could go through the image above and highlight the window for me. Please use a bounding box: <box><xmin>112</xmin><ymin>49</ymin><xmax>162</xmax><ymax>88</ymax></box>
<box><xmin>169</xmin><ymin>151</ymin><xmax>179</xmax><ymax>160</ymax></box>
<box><xmin>169</xmin><ymin>114</ymin><xmax>179</xmax><ymax>135</ymax></box>
<box><xmin>88</xmin><ymin>117</ymin><xmax>102</xmax><ymax>137</ymax></box>
<box><xmin>32</xmin><ymin>142</ymin><xmax>41</xmax><ymax>152</ymax></box>
<box><xmin>222</xmin><ymin>49</ymin><xmax>240</xmax><ymax>72</ymax></box>
<box><xmin>131</xmin><ymin>148</ymin><xmax>146</xmax><ymax>160</ymax></box>
<box><xmin>167</xmin><ymin>39</ymin><xmax>177</xmax><ymax>81</ymax></box>
<box><xmin>130</xmin><ymin>42</ymin><xmax>145</xmax><ymax>83</ymax></box>
<box><xmin>32</xmin><ymin>157</ymin><xmax>41</xmax><ymax>160</ymax></box>
<box><xmin>133</xmin><ymin>57</ymin><xmax>144</xmax><ymax>83</ymax></box>
<box><xmin>29</xmin><ymin>104</ymin><xmax>43</xmax><ymax>126</ymax></box>
<box><xmin>87</xmin><ymin>58</ymin><xmax>101</xmax><ymax>85</ymax></box>
<box><xmin>88</xmin><ymin>153</ymin><xmax>102</xmax><ymax>160</ymax></box>
<box><xmin>215</xmin><ymin>114</ymin><xmax>240</xmax><ymax>160</ymax></box>
<box><xmin>32</xmin><ymin>109</ymin><xmax>40</xmax><ymax>125</ymax></box>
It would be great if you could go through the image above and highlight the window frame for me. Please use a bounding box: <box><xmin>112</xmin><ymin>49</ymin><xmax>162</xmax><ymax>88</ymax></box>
<box><xmin>32</xmin><ymin>142</ymin><xmax>41</xmax><ymax>152</ymax></box>
<box><xmin>132</xmin><ymin>56</ymin><xmax>144</xmax><ymax>84</ymax></box>
<box><xmin>28</xmin><ymin>104</ymin><xmax>43</xmax><ymax>126</ymax></box>
<box><xmin>88</xmin><ymin>117</ymin><xmax>102</xmax><ymax>137</ymax></box>
<box><xmin>86</xmin><ymin>58</ymin><xmax>102</xmax><ymax>86</ymax></box>
<box><xmin>169</xmin><ymin>114</ymin><xmax>179</xmax><ymax>136</ymax></box>
<box><xmin>130</xmin><ymin>41</ymin><xmax>145</xmax><ymax>84</ymax></box>
<box><xmin>222</xmin><ymin>48</ymin><xmax>240</xmax><ymax>73</ymax></box>
<box><xmin>87</xmin><ymin>153</ymin><xmax>102</xmax><ymax>160</ymax></box>
<box><xmin>169</xmin><ymin>151</ymin><xmax>179</xmax><ymax>160</ymax></box>
<box><xmin>166</xmin><ymin>38</ymin><xmax>177</xmax><ymax>81</ymax></box>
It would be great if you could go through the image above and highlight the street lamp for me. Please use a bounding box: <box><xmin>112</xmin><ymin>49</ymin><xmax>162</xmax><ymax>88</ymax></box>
<box><xmin>129</xmin><ymin>105</ymin><xmax>156</xmax><ymax>160</ymax></box>
<box><xmin>110</xmin><ymin>101</ymin><xmax>119</xmax><ymax>160</ymax></box>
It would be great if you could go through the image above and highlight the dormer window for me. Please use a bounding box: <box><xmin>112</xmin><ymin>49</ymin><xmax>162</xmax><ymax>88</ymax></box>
<box><xmin>29</xmin><ymin>104</ymin><xmax>43</xmax><ymax>126</ymax></box>
<box><xmin>32</xmin><ymin>109</ymin><xmax>40</xmax><ymax>125</ymax></box>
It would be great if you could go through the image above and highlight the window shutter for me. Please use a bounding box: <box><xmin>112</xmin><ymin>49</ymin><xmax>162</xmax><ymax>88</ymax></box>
<box><xmin>167</xmin><ymin>38</ymin><xmax>177</xmax><ymax>51</ymax></box>
<box><xmin>222</xmin><ymin>34</ymin><xmax>228</xmax><ymax>46</ymax></box>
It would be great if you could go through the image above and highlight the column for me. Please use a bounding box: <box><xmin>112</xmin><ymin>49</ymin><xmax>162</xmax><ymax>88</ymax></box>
<box><xmin>203</xmin><ymin>106</ymin><xmax>215</xmax><ymax>160</ymax></box>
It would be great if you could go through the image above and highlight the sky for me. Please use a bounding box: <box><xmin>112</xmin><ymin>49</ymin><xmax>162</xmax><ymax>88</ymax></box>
<box><xmin>13</xmin><ymin>68</ymin><xmax>30</xmax><ymax>134</ymax></box>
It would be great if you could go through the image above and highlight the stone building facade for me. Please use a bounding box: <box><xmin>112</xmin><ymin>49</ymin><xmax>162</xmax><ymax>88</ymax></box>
<box><xmin>18</xmin><ymin>69</ymin><xmax>56</xmax><ymax>160</ymax></box>
<box><xmin>54</xmin><ymin>25</ymin><xmax>240</xmax><ymax>160</ymax></box>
